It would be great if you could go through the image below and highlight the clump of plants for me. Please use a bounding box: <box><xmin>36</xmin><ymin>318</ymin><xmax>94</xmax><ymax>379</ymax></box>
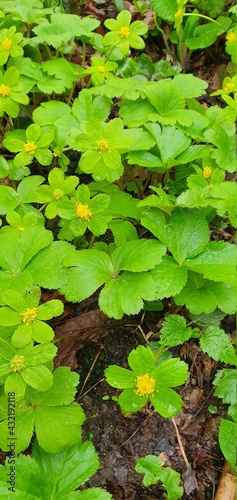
<box><xmin>0</xmin><ymin>0</ymin><xmax>236</xmax><ymax>497</ymax></box>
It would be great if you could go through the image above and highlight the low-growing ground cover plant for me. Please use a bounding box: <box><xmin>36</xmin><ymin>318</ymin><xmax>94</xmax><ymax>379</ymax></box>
<box><xmin>0</xmin><ymin>0</ymin><xmax>236</xmax><ymax>497</ymax></box>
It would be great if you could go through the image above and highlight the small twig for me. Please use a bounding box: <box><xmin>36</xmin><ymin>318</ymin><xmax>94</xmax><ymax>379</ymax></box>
<box><xmin>78</xmin><ymin>377</ymin><xmax>105</xmax><ymax>401</ymax></box>
<box><xmin>137</xmin><ymin>324</ymin><xmax>149</xmax><ymax>344</ymax></box>
<box><xmin>119</xmin><ymin>409</ymin><xmax>156</xmax><ymax>447</ymax></box>
<box><xmin>171</xmin><ymin>416</ymin><xmax>189</xmax><ymax>467</ymax></box>
<box><xmin>78</xmin><ymin>348</ymin><xmax>102</xmax><ymax>398</ymax></box>
<box><xmin>193</xmin><ymin>387</ymin><xmax>214</xmax><ymax>418</ymax></box>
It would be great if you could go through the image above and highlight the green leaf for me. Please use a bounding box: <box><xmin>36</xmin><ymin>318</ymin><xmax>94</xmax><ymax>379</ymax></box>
<box><xmin>185</xmin><ymin>17</ymin><xmax>231</xmax><ymax>50</ymax></box>
<box><xmin>142</xmin><ymin>208</ymin><xmax>210</xmax><ymax>265</ymax></box>
<box><xmin>61</xmin><ymin>249</ymin><xmax>112</xmax><ymax>302</ymax></box>
<box><xmin>106</xmin><ymin>190</ymin><xmax>141</xmax><ymax>219</ymax></box>
<box><xmin>37</xmin><ymin>299</ymin><xmax>64</xmax><ymax>321</ymax></box>
<box><xmin>108</xmin><ymin>220</ymin><xmax>138</xmax><ymax>246</ymax></box>
<box><xmin>26</xmin><ymin>343</ymin><xmax>57</xmax><ymax>366</ymax></box>
<box><xmin>148</xmin><ymin>0</ymin><xmax>177</xmax><ymax>21</ymax></box>
<box><xmin>150</xmin><ymin>386</ymin><xmax>184</xmax><ymax>417</ymax></box>
<box><xmin>175</xmin><ymin>274</ymin><xmax>237</xmax><ymax>315</ymax></box>
<box><xmin>0</xmin><ymin>270</ymin><xmax>34</xmax><ymax>307</ymax></box>
<box><xmin>111</xmin><ymin>239</ymin><xmax>166</xmax><ymax>272</ymax></box>
<box><xmin>104</xmin><ymin>365</ymin><xmax>136</xmax><ymax>389</ymax></box>
<box><xmin>153</xmin><ymin>358</ymin><xmax>189</xmax><ymax>387</ymax></box>
<box><xmin>0</xmin><ymin>453</ymin><xmax>42</xmax><ymax>499</ymax></box>
<box><xmin>219</xmin><ymin>420</ymin><xmax>237</xmax><ymax>472</ymax></box>
<box><xmin>72</xmin><ymin>90</ymin><xmax>111</xmax><ymax>124</ymax></box>
<box><xmin>0</xmin><ymin>399</ymin><xmax>35</xmax><ymax>454</ymax></box>
<box><xmin>214</xmin><ymin>369</ymin><xmax>236</xmax><ymax>405</ymax></box>
<box><xmin>128</xmin><ymin>345</ymin><xmax>155</xmax><ymax>373</ymax></box>
<box><xmin>22</xmin><ymin>365</ymin><xmax>53</xmax><ymax>392</ymax></box>
<box><xmin>0</xmin><ymin>307</ymin><xmax>20</xmax><ymax>326</ymax></box>
<box><xmin>144</xmin><ymin>81</ymin><xmax>187</xmax><ymax>125</ymax></box>
<box><xmin>173</xmin><ymin>74</ymin><xmax>208</xmax><ymax>98</ymax></box>
<box><xmin>160</xmin><ymin>314</ymin><xmax>194</xmax><ymax>346</ymax></box>
<box><xmin>135</xmin><ymin>455</ymin><xmax>162</xmax><ymax>486</ymax></box>
<box><xmin>26</xmin><ymin>241</ymin><xmax>73</xmax><ymax>289</ymax></box>
<box><xmin>119</xmin><ymin>98</ymin><xmax>156</xmax><ymax>127</ymax></box>
<box><xmin>185</xmin><ymin>241</ymin><xmax>236</xmax><ymax>286</ymax></box>
<box><xmin>5</xmin><ymin>372</ymin><xmax>26</xmax><ymax>400</ymax></box>
<box><xmin>32</xmin><ymin>439</ymin><xmax>101</xmax><ymax>496</ymax></box>
<box><xmin>33</xmin><ymin>101</ymin><xmax>77</xmax><ymax>140</ymax></box>
<box><xmin>118</xmin><ymin>388</ymin><xmax>147</xmax><ymax>413</ymax></box>
<box><xmin>190</xmin><ymin>310</ymin><xmax>226</xmax><ymax>328</ymax></box>
<box><xmin>16</xmin><ymin>175</ymin><xmax>44</xmax><ymax>203</ymax></box>
<box><xmin>135</xmin><ymin>455</ymin><xmax>183</xmax><ymax>499</ymax></box>
<box><xmin>0</xmin><ymin>156</ymin><xmax>9</xmax><ymax>178</ymax></box>
<box><xmin>204</xmin><ymin>126</ymin><xmax>237</xmax><ymax>173</ymax></box>
<box><xmin>207</xmin><ymin>182</ymin><xmax>236</xmax><ymax>227</ymax></box>
<box><xmin>29</xmin><ymin>367</ymin><xmax>79</xmax><ymax>406</ymax></box>
<box><xmin>151</xmin><ymin>256</ymin><xmax>188</xmax><ymax>299</ymax></box>
<box><xmin>35</xmin><ymin>403</ymin><xmax>85</xmax><ymax>453</ymax></box>
<box><xmin>99</xmin><ymin>272</ymin><xmax>157</xmax><ymax>319</ymax></box>
<box><xmin>35</xmin><ymin>148</ymin><xmax>53</xmax><ymax>166</ymax></box>
<box><xmin>32</xmin><ymin>14</ymin><xmax>93</xmax><ymax>49</ymax></box>
<box><xmin>127</xmin><ymin>150</ymin><xmax>164</xmax><ymax>170</ymax></box>
<box><xmin>200</xmin><ymin>327</ymin><xmax>237</xmax><ymax>365</ymax></box>
<box><xmin>146</xmin><ymin>124</ymin><xmax>190</xmax><ymax>165</ymax></box>
<box><xmin>159</xmin><ymin>466</ymin><xmax>184</xmax><ymax>500</ymax></box>
<box><xmin>0</xmin><ymin>185</ymin><xmax>19</xmax><ymax>214</ymax></box>
<box><xmin>0</xmin><ymin>226</ymin><xmax>52</xmax><ymax>273</ymax></box>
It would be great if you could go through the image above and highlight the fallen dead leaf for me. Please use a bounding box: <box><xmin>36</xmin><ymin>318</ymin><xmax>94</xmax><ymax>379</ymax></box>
<box><xmin>54</xmin><ymin>309</ymin><xmax>108</xmax><ymax>369</ymax></box>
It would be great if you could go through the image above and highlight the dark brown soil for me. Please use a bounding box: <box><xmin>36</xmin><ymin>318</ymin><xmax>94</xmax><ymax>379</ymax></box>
<box><xmin>74</xmin><ymin>313</ymin><xmax>230</xmax><ymax>499</ymax></box>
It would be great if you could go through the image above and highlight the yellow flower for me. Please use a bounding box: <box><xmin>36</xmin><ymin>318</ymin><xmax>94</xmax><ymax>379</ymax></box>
<box><xmin>53</xmin><ymin>188</ymin><xmax>64</xmax><ymax>200</ymax></box>
<box><xmin>97</xmin><ymin>65</ymin><xmax>105</xmax><ymax>73</ymax></box>
<box><xmin>119</xmin><ymin>26</ymin><xmax>131</xmax><ymax>39</ymax></box>
<box><xmin>10</xmin><ymin>355</ymin><xmax>26</xmax><ymax>372</ymax></box>
<box><xmin>75</xmin><ymin>202</ymin><xmax>92</xmax><ymax>221</ymax></box>
<box><xmin>20</xmin><ymin>307</ymin><xmax>38</xmax><ymax>326</ymax></box>
<box><xmin>95</xmin><ymin>138</ymin><xmax>111</xmax><ymax>155</ymax></box>
<box><xmin>224</xmin><ymin>82</ymin><xmax>235</xmax><ymax>93</ymax></box>
<box><xmin>227</xmin><ymin>32</ymin><xmax>237</xmax><ymax>43</ymax></box>
<box><xmin>175</xmin><ymin>9</ymin><xmax>183</xmax><ymax>19</ymax></box>
<box><xmin>203</xmin><ymin>166</ymin><xmax>213</xmax><ymax>179</ymax></box>
<box><xmin>0</xmin><ymin>84</ymin><xmax>10</xmax><ymax>97</ymax></box>
<box><xmin>135</xmin><ymin>373</ymin><xmax>156</xmax><ymax>396</ymax></box>
<box><xmin>24</xmin><ymin>141</ymin><xmax>37</xmax><ymax>155</ymax></box>
<box><xmin>2</xmin><ymin>38</ymin><xmax>12</xmax><ymax>50</ymax></box>
<box><xmin>53</xmin><ymin>146</ymin><xmax>60</xmax><ymax>157</ymax></box>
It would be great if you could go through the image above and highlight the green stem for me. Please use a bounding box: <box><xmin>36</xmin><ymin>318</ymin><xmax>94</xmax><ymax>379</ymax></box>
<box><xmin>39</xmin><ymin>204</ymin><xmax>47</xmax><ymax>212</ymax></box>
<box><xmin>153</xmin><ymin>14</ymin><xmax>178</xmax><ymax>62</ymax></box>
<box><xmin>183</xmin><ymin>13</ymin><xmax>227</xmax><ymax>30</ymax></box>
<box><xmin>88</xmin><ymin>234</ymin><xmax>95</xmax><ymax>248</ymax></box>
<box><xmin>67</xmin><ymin>81</ymin><xmax>77</xmax><ymax>105</ymax></box>
<box><xmin>229</xmin><ymin>230</ymin><xmax>236</xmax><ymax>244</ymax></box>
<box><xmin>80</xmin><ymin>43</ymin><xmax>87</xmax><ymax>88</ymax></box>
<box><xmin>20</xmin><ymin>105</ymin><xmax>33</xmax><ymax>120</ymax></box>
<box><xmin>154</xmin><ymin>345</ymin><xmax>164</xmax><ymax>364</ymax></box>
<box><xmin>44</xmin><ymin>44</ymin><xmax>53</xmax><ymax>60</ymax></box>
<box><xmin>124</xmin><ymin>163</ymin><xmax>143</xmax><ymax>199</ymax></box>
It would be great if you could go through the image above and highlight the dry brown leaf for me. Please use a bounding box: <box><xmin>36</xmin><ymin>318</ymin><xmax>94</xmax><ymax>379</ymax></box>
<box><xmin>54</xmin><ymin>309</ymin><xmax>108</xmax><ymax>369</ymax></box>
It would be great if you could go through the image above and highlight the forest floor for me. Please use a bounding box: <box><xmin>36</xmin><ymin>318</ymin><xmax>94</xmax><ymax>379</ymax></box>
<box><xmin>53</xmin><ymin>1</ymin><xmax>234</xmax><ymax>498</ymax></box>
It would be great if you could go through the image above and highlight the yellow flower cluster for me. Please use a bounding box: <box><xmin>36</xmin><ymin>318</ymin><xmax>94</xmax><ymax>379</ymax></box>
<box><xmin>21</xmin><ymin>307</ymin><xmax>38</xmax><ymax>326</ymax></box>
<box><xmin>10</xmin><ymin>355</ymin><xmax>26</xmax><ymax>372</ymax></box>
<box><xmin>75</xmin><ymin>202</ymin><xmax>92</xmax><ymax>221</ymax></box>
<box><xmin>135</xmin><ymin>373</ymin><xmax>156</xmax><ymax>396</ymax></box>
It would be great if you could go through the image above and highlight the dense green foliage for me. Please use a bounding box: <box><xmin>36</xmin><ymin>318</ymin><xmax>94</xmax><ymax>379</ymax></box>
<box><xmin>0</xmin><ymin>0</ymin><xmax>236</xmax><ymax>496</ymax></box>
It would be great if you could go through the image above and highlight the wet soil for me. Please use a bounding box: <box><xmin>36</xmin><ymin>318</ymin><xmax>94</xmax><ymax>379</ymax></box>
<box><xmin>73</xmin><ymin>312</ymin><xmax>231</xmax><ymax>499</ymax></box>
